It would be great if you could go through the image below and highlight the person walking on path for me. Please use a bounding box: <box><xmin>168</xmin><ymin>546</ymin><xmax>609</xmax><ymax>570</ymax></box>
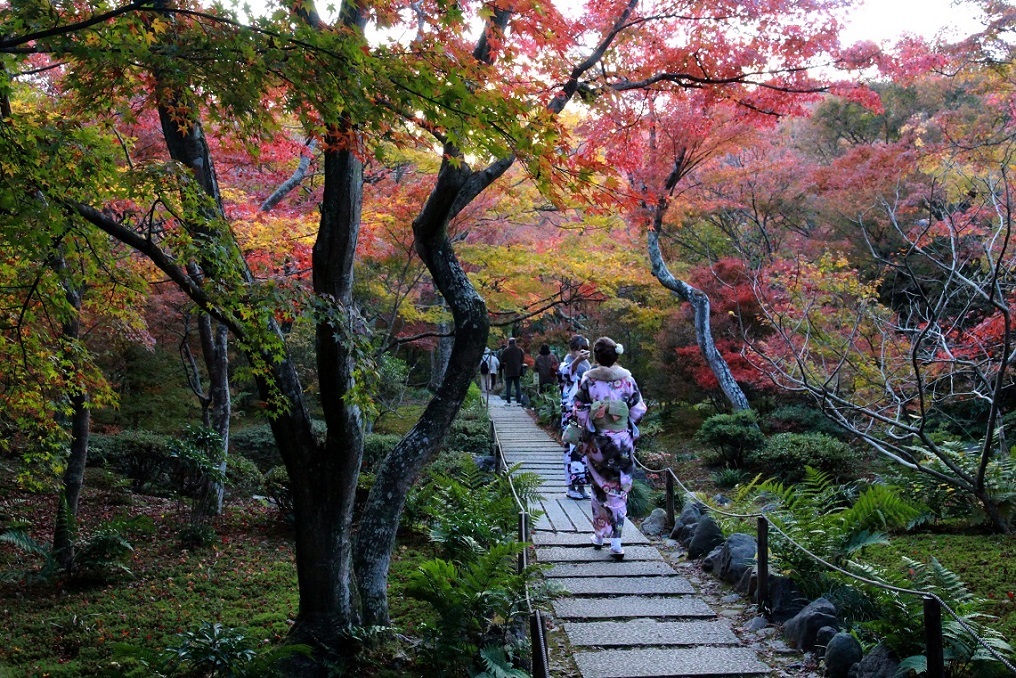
<box><xmin>500</xmin><ymin>338</ymin><xmax>526</xmax><ymax>405</ymax></box>
<box><xmin>572</xmin><ymin>336</ymin><xmax>647</xmax><ymax>560</ymax></box>
<box><xmin>479</xmin><ymin>349</ymin><xmax>499</xmax><ymax>392</ymax></box>
<box><xmin>535</xmin><ymin>344</ymin><xmax>560</xmax><ymax>393</ymax></box>
<box><xmin>559</xmin><ymin>335</ymin><xmax>591</xmax><ymax>499</ymax></box>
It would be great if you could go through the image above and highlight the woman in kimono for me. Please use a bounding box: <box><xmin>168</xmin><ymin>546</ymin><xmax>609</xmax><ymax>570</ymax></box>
<box><xmin>572</xmin><ymin>336</ymin><xmax>647</xmax><ymax>560</ymax></box>
<box><xmin>559</xmin><ymin>335</ymin><xmax>591</xmax><ymax>499</ymax></box>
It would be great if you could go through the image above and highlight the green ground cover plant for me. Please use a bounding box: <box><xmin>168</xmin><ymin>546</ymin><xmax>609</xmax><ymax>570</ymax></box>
<box><xmin>865</xmin><ymin>534</ymin><xmax>1016</xmax><ymax>644</ymax></box>
<box><xmin>0</xmin><ymin>393</ymin><xmax>501</xmax><ymax>676</ymax></box>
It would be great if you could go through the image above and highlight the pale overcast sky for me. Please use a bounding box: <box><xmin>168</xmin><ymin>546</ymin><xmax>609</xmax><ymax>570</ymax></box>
<box><xmin>841</xmin><ymin>0</ymin><xmax>984</xmax><ymax>44</ymax></box>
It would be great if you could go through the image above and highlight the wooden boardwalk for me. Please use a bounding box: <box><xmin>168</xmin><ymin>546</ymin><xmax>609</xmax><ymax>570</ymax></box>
<box><xmin>489</xmin><ymin>397</ymin><xmax>771</xmax><ymax>678</ymax></box>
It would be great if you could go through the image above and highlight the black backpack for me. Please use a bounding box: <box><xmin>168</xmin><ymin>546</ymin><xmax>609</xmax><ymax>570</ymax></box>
<box><xmin>480</xmin><ymin>356</ymin><xmax>490</xmax><ymax>375</ymax></box>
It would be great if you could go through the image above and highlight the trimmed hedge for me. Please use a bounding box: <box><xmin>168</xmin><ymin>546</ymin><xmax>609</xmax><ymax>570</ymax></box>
<box><xmin>226</xmin><ymin>454</ymin><xmax>264</xmax><ymax>498</ymax></box>
<box><xmin>694</xmin><ymin>411</ymin><xmax>764</xmax><ymax>468</ymax></box>
<box><xmin>229</xmin><ymin>421</ymin><xmax>327</xmax><ymax>472</ymax></box>
<box><xmin>761</xmin><ymin>404</ymin><xmax>845</xmax><ymax>439</ymax></box>
<box><xmin>90</xmin><ymin>431</ymin><xmax>176</xmax><ymax>491</ymax></box>
<box><xmin>745</xmin><ymin>432</ymin><xmax>860</xmax><ymax>483</ymax></box>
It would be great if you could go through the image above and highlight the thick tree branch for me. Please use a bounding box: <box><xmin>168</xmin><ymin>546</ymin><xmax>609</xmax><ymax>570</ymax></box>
<box><xmin>0</xmin><ymin>0</ymin><xmax>150</xmax><ymax>51</ymax></box>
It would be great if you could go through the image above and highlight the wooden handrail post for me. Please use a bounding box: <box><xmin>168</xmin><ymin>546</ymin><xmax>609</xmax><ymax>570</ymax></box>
<box><xmin>665</xmin><ymin>473</ymin><xmax>675</xmax><ymax>527</ymax></box>
<box><xmin>530</xmin><ymin>610</ymin><xmax>550</xmax><ymax>677</ymax></box>
<box><xmin>924</xmin><ymin>596</ymin><xmax>944</xmax><ymax>678</ymax></box>
<box><xmin>757</xmin><ymin>516</ymin><xmax>769</xmax><ymax>619</ymax></box>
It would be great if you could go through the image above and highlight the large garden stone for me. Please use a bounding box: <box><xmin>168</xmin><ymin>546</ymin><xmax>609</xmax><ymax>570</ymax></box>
<box><xmin>641</xmin><ymin>508</ymin><xmax>669</xmax><ymax>537</ymax></box>
<box><xmin>719</xmin><ymin>533</ymin><xmax>757</xmax><ymax>584</ymax></box>
<box><xmin>848</xmin><ymin>644</ymin><xmax>900</xmax><ymax>678</ymax></box>
<box><xmin>784</xmin><ymin>597</ymin><xmax>839</xmax><ymax>651</ymax></box>
<box><xmin>702</xmin><ymin>545</ymin><xmax>725</xmax><ymax>573</ymax></box>
<box><xmin>825</xmin><ymin>632</ymin><xmax>863</xmax><ymax>678</ymax></box>
<box><xmin>768</xmin><ymin>574</ymin><xmax>807</xmax><ymax>622</ymax></box>
<box><xmin>735</xmin><ymin>566</ymin><xmax>757</xmax><ymax>596</ymax></box>
<box><xmin>679</xmin><ymin>501</ymin><xmax>703</xmax><ymax>525</ymax></box>
<box><xmin>687</xmin><ymin>515</ymin><xmax>725</xmax><ymax>558</ymax></box>
<box><xmin>815</xmin><ymin>626</ymin><xmax>838</xmax><ymax>650</ymax></box>
<box><xmin>669</xmin><ymin>502</ymin><xmax>703</xmax><ymax>539</ymax></box>
<box><xmin>677</xmin><ymin>522</ymin><xmax>698</xmax><ymax>545</ymax></box>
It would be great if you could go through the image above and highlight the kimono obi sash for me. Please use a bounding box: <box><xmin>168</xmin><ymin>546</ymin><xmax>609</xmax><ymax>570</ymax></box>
<box><xmin>591</xmin><ymin>398</ymin><xmax>630</xmax><ymax>432</ymax></box>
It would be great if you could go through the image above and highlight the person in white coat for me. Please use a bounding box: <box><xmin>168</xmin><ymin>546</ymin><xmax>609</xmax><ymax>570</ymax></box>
<box><xmin>479</xmin><ymin>349</ymin><xmax>500</xmax><ymax>392</ymax></box>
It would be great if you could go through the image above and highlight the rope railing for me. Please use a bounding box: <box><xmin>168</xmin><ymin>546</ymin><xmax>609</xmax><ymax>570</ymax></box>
<box><xmin>632</xmin><ymin>454</ymin><xmax>1016</xmax><ymax>676</ymax></box>
<box><xmin>489</xmin><ymin>410</ymin><xmax>551</xmax><ymax>678</ymax></box>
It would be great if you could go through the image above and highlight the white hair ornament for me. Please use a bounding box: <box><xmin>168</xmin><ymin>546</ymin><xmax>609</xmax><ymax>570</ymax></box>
<box><xmin>614</xmin><ymin>343</ymin><xmax>624</xmax><ymax>355</ymax></box>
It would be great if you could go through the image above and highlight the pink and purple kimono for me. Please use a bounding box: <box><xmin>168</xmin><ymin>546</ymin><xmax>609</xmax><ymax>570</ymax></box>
<box><xmin>572</xmin><ymin>364</ymin><xmax>647</xmax><ymax>541</ymax></box>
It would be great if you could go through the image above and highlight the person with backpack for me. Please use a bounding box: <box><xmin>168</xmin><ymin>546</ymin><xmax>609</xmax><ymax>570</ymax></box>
<box><xmin>479</xmin><ymin>349</ymin><xmax>499</xmax><ymax>392</ymax></box>
<box><xmin>572</xmin><ymin>336</ymin><xmax>647</xmax><ymax>560</ymax></box>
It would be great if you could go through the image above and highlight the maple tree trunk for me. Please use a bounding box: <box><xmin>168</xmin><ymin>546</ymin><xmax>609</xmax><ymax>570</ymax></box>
<box><xmin>194</xmin><ymin>316</ymin><xmax>230</xmax><ymax>516</ymax></box>
<box><xmin>974</xmin><ymin>487</ymin><xmax>1013</xmax><ymax>534</ymax></box>
<box><xmin>54</xmin><ymin>391</ymin><xmax>89</xmax><ymax>571</ymax></box>
<box><xmin>353</xmin><ymin>0</ymin><xmax>637</xmax><ymax>621</ymax></box>
<box><xmin>647</xmin><ymin>227</ymin><xmax>751</xmax><ymax>412</ymax></box>
<box><xmin>52</xmin><ymin>260</ymin><xmax>88</xmax><ymax>572</ymax></box>
<box><xmin>260</xmin><ymin>138</ymin><xmax>317</xmax><ymax>212</ymax></box>
<box><xmin>429</xmin><ymin>301</ymin><xmax>453</xmax><ymax>390</ymax></box>
<box><xmin>355</xmin><ymin>162</ymin><xmax>491</xmax><ymax>626</ymax></box>
<box><xmin>149</xmin><ymin>14</ymin><xmax>366</xmax><ymax>665</ymax></box>
<box><xmin>155</xmin><ymin>94</ymin><xmax>235</xmax><ymax>517</ymax></box>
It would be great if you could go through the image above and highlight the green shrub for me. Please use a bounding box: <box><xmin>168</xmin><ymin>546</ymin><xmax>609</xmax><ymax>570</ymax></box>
<box><xmin>90</xmin><ymin>431</ymin><xmax>176</xmax><ymax>492</ymax></box>
<box><xmin>746</xmin><ymin>432</ymin><xmax>860</xmax><ymax>483</ymax></box>
<box><xmin>422</xmin><ymin>459</ymin><xmax>541</xmax><ymax>560</ymax></box>
<box><xmin>226</xmin><ymin>455</ymin><xmax>264</xmax><ymax>499</ymax></box>
<box><xmin>167</xmin><ymin>426</ymin><xmax>225</xmax><ymax>501</ymax></box>
<box><xmin>405</xmin><ymin>454</ymin><xmax>547</xmax><ymax>675</ymax></box>
<box><xmin>75</xmin><ymin>525</ymin><xmax>135</xmax><ymax>580</ymax></box>
<box><xmin>363</xmin><ymin>434</ymin><xmax>402</xmax><ymax>474</ymax></box>
<box><xmin>115</xmin><ymin>620</ymin><xmax>312</xmax><ymax>677</ymax></box>
<box><xmin>229</xmin><ymin>421</ymin><xmax>326</xmax><ymax>472</ymax></box>
<box><xmin>532</xmin><ymin>390</ymin><xmax>561</xmax><ymax>427</ymax></box>
<box><xmin>711</xmin><ymin>467</ymin><xmax>749</xmax><ymax>489</ymax></box>
<box><xmin>407</xmin><ymin>543</ymin><xmax>537</xmax><ymax>675</ymax></box>
<box><xmin>761</xmin><ymin>404</ymin><xmax>845</xmax><ymax>438</ymax></box>
<box><xmin>444</xmin><ymin>417</ymin><xmax>492</xmax><ymax>457</ymax></box>
<box><xmin>228</xmin><ymin>425</ymin><xmax>281</xmax><ymax>472</ymax></box>
<box><xmin>626</xmin><ymin>479</ymin><xmax>653</xmax><ymax>519</ymax></box>
<box><xmin>462</xmin><ymin>381</ymin><xmax>483</xmax><ymax>410</ymax></box>
<box><xmin>694</xmin><ymin>411</ymin><xmax>764</xmax><ymax>468</ymax></box>
<box><xmin>82</xmin><ymin>468</ymin><xmax>132</xmax><ymax>506</ymax></box>
<box><xmin>262</xmin><ymin>466</ymin><xmax>292</xmax><ymax>521</ymax></box>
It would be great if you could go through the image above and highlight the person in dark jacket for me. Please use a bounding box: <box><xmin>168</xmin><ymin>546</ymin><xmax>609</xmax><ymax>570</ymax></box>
<box><xmin>500</xmin><ymin>338</ymin><xmax>525</xmax><ymax>405</ymax></box>
<box><xmin>535</xmin><ymin>344</ymin><xmax>560</xmax><ymax>392</ymax></box>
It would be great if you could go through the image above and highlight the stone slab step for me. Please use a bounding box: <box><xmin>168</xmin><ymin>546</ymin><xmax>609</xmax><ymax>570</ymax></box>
<box><xmin>554</xmin><ymin>596</ymin><xmax>714</xmax><ymax>620</ymax></box>
<box><xmin>537</xmin><ymin>545</ymin><xmax>662</xmax><ymax>562</ymax></box>
<box><xmin>565</xmin><ymin>619</ymin><xmax>739</xmax><ymax>647</ymax></box>
<box><xmin>535</xmin><ymin>531</ymin><xmax>650</xmax><ymax>546</ymax></box>
<box><xmin>546</xmin><ymin>561</ymin><xmax>676</xmax><ymax>578</ymax></box>
<box><xmin>573</xmin><ymin>647</ymin><xmax>770</xmax><ymax>677</ymax></box>
<box><xmin>555</xmin><ymin>576</ymin><xmax>694</xmax><ymax>596</ymax></box>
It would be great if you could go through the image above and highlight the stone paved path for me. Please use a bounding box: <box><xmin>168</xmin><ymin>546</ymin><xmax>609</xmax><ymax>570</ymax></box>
<box><xmin>489</xmin><ymin>396</ymin><xmax>772</xmax><ymax>677</ymax></box>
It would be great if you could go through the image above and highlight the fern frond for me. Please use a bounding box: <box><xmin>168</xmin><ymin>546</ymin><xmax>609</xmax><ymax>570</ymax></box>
<box><xmin>0</xmin><ymin>529</ymin><xmax>49</xmax><ymax>557</ymax></box>
<box><xmin>476</xmin><ymin>644</ymin><xmax>527</xmax><ymax>678</ymax></box>
<box><xmin>843</xmin><ymin>529</ymin><xmax>890</xmax><ymax>556</ymax></box>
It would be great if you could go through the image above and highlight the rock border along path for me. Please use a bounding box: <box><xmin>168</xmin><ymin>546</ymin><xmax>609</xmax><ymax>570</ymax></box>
<box><xmin>488</xmin><ymin>396</ymin><xmax>771</xmax><ymax>678</ymax></box>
